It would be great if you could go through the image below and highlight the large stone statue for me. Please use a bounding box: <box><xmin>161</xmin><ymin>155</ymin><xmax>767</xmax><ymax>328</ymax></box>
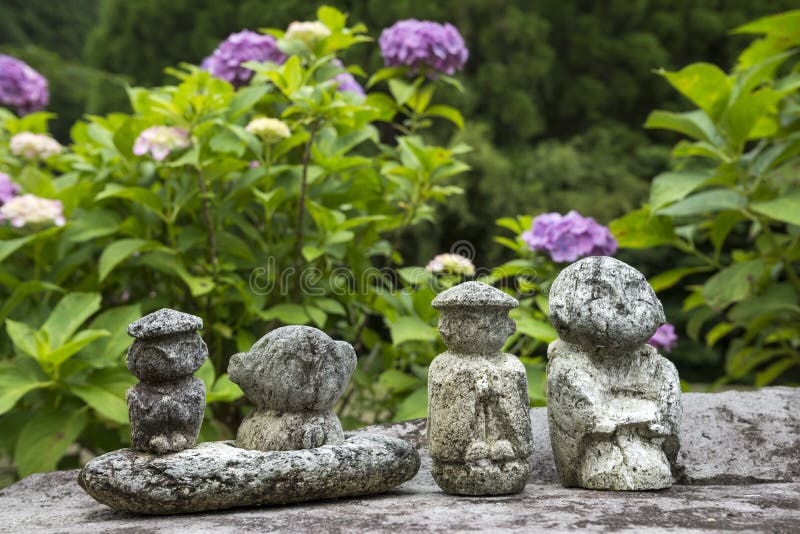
<box><xmin>428</xmin><ymin>281</ymin><xmax>534</xmax><ymax>495</ymax></box>
<box><xmin>228</xmin><ymin>325</ymin><xmax>356</xmax><ymax>451</ymax></box>
<box><xmin>125</xmin><ymin>308</ymin><xmax>207</xmax><ymax>454</ymax></box>
<box><xmin>546</xmin><ymin>256</ymin><xmax>681</xmax><ymax>490</ymax></box>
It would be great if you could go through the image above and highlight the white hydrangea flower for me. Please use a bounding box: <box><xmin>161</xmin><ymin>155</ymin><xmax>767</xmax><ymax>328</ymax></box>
<box><xmin>10</xmin><ymin>132</ymin><xmax>64</xmax><ymax>159</ymax></box>
<box><xmin>133</xmin><ymin>126</ymin><xmax>191</xmax><ymax>160</ymax></box>
<box><xmin>0</xmin><ymin>193</ymin><xmax>65</xmax><ymax>227</ymax></box>
<box><xmin>245</xmin><ymin>117</ymin><xmax>291</xmax><ymax>141</ymax></box>
<box><xmin>426</xmin><ymin>253</ymin><xmax>475</xmax><ymax>276</ymax></box>
<box><xmin>285</xmin><ymin>21</ymin><xmax>332</xmax><ymax>46</ymax></box>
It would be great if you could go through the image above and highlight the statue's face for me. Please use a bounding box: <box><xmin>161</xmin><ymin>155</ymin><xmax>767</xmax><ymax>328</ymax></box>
<box><xmin>438</xmin><ymin>308</ymin><xmax>515</xmax><ymax>354</ymax></box>
<box><xmin>549</xmin><ymin>257</ymin><xmax>664</xmax><ymax>352</ymax></box>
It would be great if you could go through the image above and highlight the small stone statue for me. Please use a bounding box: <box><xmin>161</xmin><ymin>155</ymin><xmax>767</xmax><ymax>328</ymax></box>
<box><xmin>428</xmin><ymin>281</ymin><xmax>534</xmax><ymax>495</ymax></box>
<box><xmin>126</xmin><ymin>308</ymin><xmax>207</xmax><ymax>454</ymax></box>
<box><xmin>546</xmin><ymin>256</ymin><xmax>681</xmax><ymax>490</ymax></box>
<box><xmin>228</xmin><ymin>325</ymin><xmax>357</xmax><ymax>451</ymax></box>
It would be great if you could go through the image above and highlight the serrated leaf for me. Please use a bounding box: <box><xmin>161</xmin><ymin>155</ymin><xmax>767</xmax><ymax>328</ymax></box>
<box><xmin>658</xmin><ymin>63</ymin><xmax>731</xmax><ymax>120</ymax></box>
<box><xmin>71</xmin><ymin>383</ymin><xmax>129</xmax><ymax>424</ymax></box>
<box><xmin>751</xmin><ymin>190</ymin><xmax>800</xmax><ymax>226</ymax></box>
<box><xmin>609</xmin><ymin>207</ymin><xmax>676</xmax><ymax>249</ymax></box>
<box><xmin>389</xmin><ymin>316</ymin><xmax>437</xmax><ymax>346</ymax></box>
<box><xmin>649</xmin><ymin>171</ymin><xmax>711</xmax><ymax>211</ymax></box>
<box><xmin>702</xmin><ymin>259</ymin><xmax>766</xmax><ymax>310</ymax></box>
<box><xmin>44</xmin><ymin>329</ymin><xmax>110</xmax><ymax>367</ymax></box>
<box><xmin>260</xmin><ymin>303</ymin><xmax>309</xmax><ymax>325</ymax></box>
<box><xmin>644</xmin><ymin>109</ymin><xmax>721</xmax><ymax>145</ymax></box>
<box><xmin>658</xmin><ymin>189</ymin><xmax>746</xmax><ymax>217</ymax></box>
<box><xmin>0</xmin><ymin>363</ymin><xmax>50</xmax><ymax>416</ymax></box>
<box><xmin>649</xmin><ymin>267</ymin><xmax>710</xmax><ymax>293</ymax></box>
<box><xmin>41</xmin><ymin>292</ymin><xmax>102</xmax><ymax>349</ymax></box>
<box><xmin>98</xmin><ymin>239</ymin><xmax>152</xmax><ymax>282</ymax></box>
<box><xmin>425</xmin><ymin>104</ymin><xmax>464</xmax><ymax>129</ymax></box>
<box><xmin>95</xmin><ymin>184</ymin><xmax>163</xmax><ymax>216</ymax></box>
<box><xmin>5</xmin><ymin>320</ymin><xmax>38</xmax><ymax>359</ymax></box>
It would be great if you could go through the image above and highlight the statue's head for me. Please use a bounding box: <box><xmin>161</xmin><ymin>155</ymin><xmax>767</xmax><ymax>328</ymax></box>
<box><xmin>228</xmin><ymin>325</ymin><xmax>356</xmax><ymax>411</ymax></box>
<box><xmin>548</xmin><ymin>256</ymin><xmax>665</xmax><ymax>353</ymax></box>
<box><xmin>432</xmin><ymin>281</ymin><xmax>518</xmax><ymax>355</ymax></box>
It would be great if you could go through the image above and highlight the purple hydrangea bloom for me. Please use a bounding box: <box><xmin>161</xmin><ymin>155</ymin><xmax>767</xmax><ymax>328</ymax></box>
<box><xmin>379</xmin><ymin>19</ymin><xmax>468</xmax><ymax>76</ymax></box>
<box><xmin>0</xmin><ymin>55</ymin><xmax>49</xmax><ymax>115</ymax></box>
<box><xmin>522</xmin><ymin>210</ymin><xmax>618</xmax><ymax>263</ymax></box>
<box><xmin>648</xmin><ymin>323</ymin><xmax>678</xmax><ymax>353</ymax></box>
<box><xmin>0</xmin><ymin>172</ymin><xmax>20</xmax><ymax>204</ymax></box>
<box><xmin>203</xmin><ymin>30</ymin><xmax>287</xmax><ymax>88</ymax></box>
<box><xmin>331</xmin><ymin>59</ymin><xmax>365</xmax><ymax>96</ymax></box>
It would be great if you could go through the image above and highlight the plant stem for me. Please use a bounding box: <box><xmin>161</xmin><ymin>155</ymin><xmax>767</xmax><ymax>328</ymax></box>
<box><xmin>196</xmin><ymin>168</ymin><xmax>218</xmax><ymax>274</ymax></box>
<box><xmin>295</xmin><ymin>125</ymin><xmax>317</xmax><ymax>274</ymax></box>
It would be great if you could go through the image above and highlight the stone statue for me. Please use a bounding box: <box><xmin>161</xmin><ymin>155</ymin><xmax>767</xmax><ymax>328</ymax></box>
<box><xmin>428</xmin><ymin>281</ymin><xmax>534</xmax><ymax>495</ymax></box>
<box><xmin>79</xmin><ymin>320</ymin><xmax>420</xmax><ymax>514</ymax></box>
<box><xmin>228</xmin><ymin>325</ymin><xmax>357</xmax><ymax>451</ymax></box>
<box><xmin>125</xmin><ymin>308</ymin><xmax>207</xmax><ymax>454</ymax></box>
<box><xmin>546</xmin><ymin>256</ymin><xmax>681</xmax><ymax>490</ymax></box>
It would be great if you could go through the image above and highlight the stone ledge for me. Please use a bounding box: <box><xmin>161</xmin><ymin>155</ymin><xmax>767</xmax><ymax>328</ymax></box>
<box><xmin>0</xmin><ymin>387</ymin><xmax>797</xmax><ymax>532</ymax></box>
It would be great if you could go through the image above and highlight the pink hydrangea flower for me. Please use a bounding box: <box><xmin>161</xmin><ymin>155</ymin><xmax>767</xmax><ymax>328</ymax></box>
<box><xmin>522</xmin><ymin>211</ymin><xmax>617</xmax><ymax>263</ymax></box>
<box><xmin>426</xmin><ymin>253</ymin><xmax>475</xmax><ymax>276</ymax></box>
<box><xmin>9</xmin><ymin>132</ymin><xmax>63</xmax><ymax>159</ymax></box>
<box><xmin>648</xmin><ymin>323</ymin><xmax>678</xmax><ymax>353</ymax></box>
<box><xmin>133</xmin><ymin>126</ymin><xmax>190</xmax><ymax>160</ymax></box>
<box><xmin>0</xmin><ymin>172</ymin><xmax>20</xmax><ymax>204</ymax></box>
<box><xmin>0</xmin><ymin>194</ymin><xmax>65</xmax><ymax>227</ymax></box>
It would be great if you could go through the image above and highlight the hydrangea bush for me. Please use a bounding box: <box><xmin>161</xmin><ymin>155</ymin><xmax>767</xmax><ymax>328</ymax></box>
<box><xmin>0</xmin><ymin>7</ymin><xmax>476</xmax><ymax>479</ymax></box>
<box><xmin>0</xmin><ymin>55</ymin><xmax>49</xmax><ymax>116</ymax></box>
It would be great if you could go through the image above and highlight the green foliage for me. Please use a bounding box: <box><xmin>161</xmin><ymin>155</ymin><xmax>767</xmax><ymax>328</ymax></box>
<box><xmin>611</xmin><ymin>10</ymin><xmax>800</xmax><ymax>387</ymax></box>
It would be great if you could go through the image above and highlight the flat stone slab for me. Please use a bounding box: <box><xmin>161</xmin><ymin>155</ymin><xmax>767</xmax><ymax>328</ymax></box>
<box><xmin>0</xmin><ymin>387</ymin><xmax>798</xmax><ymax>532</ymax></box>
<box><xmin>78</xmin><ymin>434</ymin><xmax>419</xmax><ymax>514</ymax></box>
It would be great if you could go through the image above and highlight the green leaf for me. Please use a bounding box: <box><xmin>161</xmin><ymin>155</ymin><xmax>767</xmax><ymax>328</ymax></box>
<box><xmin>706</xmin><ymin>322</ymin><xmax>735</xmax><ymax>347</ymax></box>
<box><xmin>389</xmin><ymin>316</ymin><xmax>438</xmax><ymax>346</ymax></box>
<box><xmin>755</xmin><ymin>357</ymin><xmax>798</xmax><ymax>387</ymax></box>
<box><xmin>0</xmin><ymin>363</ymin><xmax>50</xmax><ymax>416</ymax></box>
<box><xmin>702</xmin><ymin>259</ymin><xmax>766</xmax><ymax>310</ymax></box>
<box><xmin>207</xmin><ymin>374</ymin><xmax>244</xmax><ymax>403</ymax></box>
<box><xmin>425</xmin><ymin>105</ymin><xmax>464</xmax><ymax>129</ymax></box>
<box><xmin>65</xmin><ymin>209</ymin><xmax>121</xmax><ymax>243</ymax></box>
<box><xmin>226</xmin><ymin>85</ymin><xmax>269</xmax><ymax>120</ymax></box>
<box><xmin>71</xmin><ymin>383</ymin><xmax>129</xmax><ymax>424</ymax></box>
<box><xmin>658</xmin><ymin>63</ymin><xmax>731</xmax><ymax>120</ymax></box>
<box><xmin>306</xmin><ymin>306</ymin><xmax>327</xmax><ymax>328</ymax></box>
<box><xmin>260</xmin><ymin>303</ymin><xmax>309</xmax><ymax>325</ymax></box>
<box><xmin>609</xmin><ymin>207</ymin><xmax>676</xmax><ymax>249</ymax></box>
<box><xmin>95</xmin><ymin>184</ymin><xmax>163</xmax><ymax>216</ymax></box>
<box><xmin>658</xmin><ymin>189</ymin><xmax>746</xmax><ymax>217</ymax></box>
<box><xmin>314</xmin><ymin>298</ymin><xmax>346</xmax><ymax>316</ymax></box>
<box><xmin>379</xmin><ymin>369</ymin><xmax>420</xmax><ymax>393</ymax></box>
<box><xmin>367</xmin><ymin>67</ymin><xmax>408</xmax><ymax>89</ymax></box>
<box><xmin>98</xmin><ymin>239</ymin><xmax>152</xmax><ymax>282</ymax></box>
<box><xmin>644</xmin><ymin>109</ymin><xmax>720</xmax><ymax>145</ymax></box>
<box><xmin>0</xmin><ymin>234</ymin><xmax>37</xmax><ymax>263</ymax></box>
<box><xmin>751</xmin><ymin>190</ymin><xmax>800</xmax><ymax>226</ymax></box>
<box><xmin>388</xmin><ymin>79</ymin><xmax>415</xmax><ymax>105</ymax></box>
<box><xmin>14</xmin><ymin>409</ymin><xmax>88</xmax><ymax>477</ymax></box>
<box><xmin>302</xmin><ymin>246</ymin><xmax>325</xmax><ymax>262</ymax></box>
<box><xmin>397</xmin><ymin>267</ymin><xmax>429</xmax><ymax>285</ymax></box>
<box><xmin>392</xmin><ymin>387</ymin><xmax>427</xmax><ymax>422</ymax></box>
<box><xmin>649</xmin><ymin>171</ymin><xmax>711</xmax><ymax>211</ymax></box>
<box><xmin>6</xmin><ymin>319</ymin><xmax>39</xmax><ymax>359</ymax></box>
<box><xmin>209</xmin><ymin>130</ymin><xmax>245</xmax><ymax>156</ymax></box>
<box><xmin>44</xmin><ymin>329</ymin><xmax>109</xmax><ymax>367</ymax></box>
<box><xmin>512</xmin><ymin>314</ymin><xmax>558</xmax><ymax>343</ymax></box>
<box><xmin>317</xmin><ymin>5</ymin><xmax>346</xmax><ymax>31</ymax></box>
<box><xmin>648</xmin><ymin>267</ymin><xmax>710</xmax><ymax>293</ymax></box>
<box><xmin>41</xmin><ymin>292</ymin><xmax>102</xmax><ymax>349</ymax></box>
<box><xmin>0</xmin><ymin>281</ymin><xmax>62</xmax><ymax>326</ymax></box>
<box><xmin>80</xmin><ymin>304</ymin><xmax>142</xmax><ymax>366</ymax></box>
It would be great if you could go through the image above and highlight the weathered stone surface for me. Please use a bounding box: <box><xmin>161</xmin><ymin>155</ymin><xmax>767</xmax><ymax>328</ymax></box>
<box><xmin>3</xmin><ymin>389</ymin><xmax>798</xmax><ymax>532</ymax></box>
<box><xmin>547</xmin><ymin>256</ymin><xmax>681</xmax><ymax>490</ymax></box>
<box><xmin>126</xmin><ymin>308</ymin><xmax>203</xmax><ymax>339</ymax></box>
<box><xmin>229</xmin><ymin>325</ymin><xmax>356</xmax><ymax>452</ymax></box>
<box><xmin>428</xmin><ymin>281</ymin><xmax>533</xmax><ymax>495</ymax></box>
<box><xmin>77</xmin><ymin>434</ymin><xmax>420</xmax><ymax>514</ymax></box>
<box><xmin>126</xmin><ymin>332</ymin><xmax>208</xmax><ymax>382</ymax></box>
<box><xmin>127</xmin><ymin>376</ymin><xmax>205</xmax><ymax>454</ymax></box>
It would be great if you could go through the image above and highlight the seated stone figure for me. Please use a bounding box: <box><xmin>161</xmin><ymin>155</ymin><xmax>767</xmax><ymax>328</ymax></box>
<box><xmin>546</xmin><ymin>256</ymin><xmax>681</xmax><ymax>490</ymax></box>
<box><xmin>229</xmin><ymin>325</ymin><xmax>357</xmax><ymax>451</ymax></box>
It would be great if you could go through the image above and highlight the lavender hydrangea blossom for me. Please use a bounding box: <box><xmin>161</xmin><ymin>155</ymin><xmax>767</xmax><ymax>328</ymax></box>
<box><xmin>648</xmin><ymin>323</ymin><xmax>678</xmax><ymax>353</ymax></box>
<box><xmin>522</xmin><ymin>210</ymin><xmax>618</xmax><ymax>263</ymax></box>
<box><xmin>379</xmin><ymin>19</ymin><xmax>468</xmax><ymax>76</ymax></box>
<box><xmin>0</xmin><ymin>55</ymin><xmax>49</xmax><ymax>115</ymax></box>
<box><xmin>203</xmin><ymin>30</ymin><xmax>287</xmax><ymax>88</ymax></box>
<box><xmin>0</xmin><ymin>172</ymin><xmax>20</xmax><ymax>204</ymax></box>
<box><xmin>331</xmin><ymin>59</ymin><xmax>365</xmax><ymax>96</ymax></box>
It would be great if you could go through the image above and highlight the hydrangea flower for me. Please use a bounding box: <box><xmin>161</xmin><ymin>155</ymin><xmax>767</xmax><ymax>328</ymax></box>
<box><xmin>245</xmin><ymin>117</ymin><xmax>291</xmax><ymax>141</ymax></box>
<box><xmin>522</xmin><ymin>211</ymin><xmax>618</xmax><ymax>263</ymax></box>
<box><xmin>0</xmin><ymin>55</ymin><xmax>49</xmax><ymax>115</ymax></box>
<box><xmin>426</xmin><ymin>253</ymin><xmax>475</xmax><ymax>277</ymax></box>
<box><xmin>203</xmin><ymin>30</ymin><xmax>287</xmax><ymax>88</ymax></box>
<box><xmin>648</xmin><ymin>323</ymin><xmax>678</xmax><ymax>353</ymax></box>
<box><xmin>379</xmin><ymin>19</ymin><xmax>469</xmax><ymax>76</ymax></box>
<box><xmin>0</xmin><ymin>172</ymin><xmax>20</xmax><ymax>204</ymax></box>
<box><xmin>133</xmin><ymin>126</ymin><xmax>191</xmax><ymax>160</ymax></box>
<box><xmin>0</xmin><ymin>194</ymin><xmax>64</xmax><ymax>227</ymax></box>
<box><xmin>9</xmin><ymin>132</ymin><xmax>64</xmax><ymax>160</ymax></box>
<box><xmin>331</xmin><ymin>59</ymin><xmax>365</xmax><ymax>96</ymax></box>
<box><xmin>285</xmin><ymin>21</ymin><xmax>331</xmax><ymax>46</ymax></box>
